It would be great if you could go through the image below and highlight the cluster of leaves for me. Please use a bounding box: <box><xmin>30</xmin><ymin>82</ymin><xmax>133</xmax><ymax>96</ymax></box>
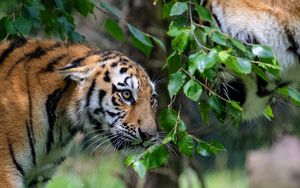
<box><xmin>164</xmin><ymin>0</ymin><xmax>282</xmax><ymax>122</ymax></box>
<box><xmin>124</xmin><ymin>0</ymin><xmax>300</xmax><ymax>177</ymax></box>
<box><xmin>0</xmin><ymin>0</ymin><xmax>165</xmax><ymax>54</ymax></box>
<box><xmin>0</xmin><ymin>0</ymin><xmax>96</xmax><ymax>41</ymax></box>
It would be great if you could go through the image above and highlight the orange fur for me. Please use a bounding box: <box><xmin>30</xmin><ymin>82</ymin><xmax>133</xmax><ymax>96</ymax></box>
<box><xmin>213</xmin><ymin>0</ymin><xmax>300</xmax><ymax>24</ymax></box>
<box><xmin>0</xmin><ymin>38</ymin><xmax>156</xmax><ymax>187</ymax></box>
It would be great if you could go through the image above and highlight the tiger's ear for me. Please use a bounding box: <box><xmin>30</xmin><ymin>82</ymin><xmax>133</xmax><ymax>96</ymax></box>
<box><xmin>58</xmin><ymin>63</ymin><xmax>97</xmax><ymax>83</ymax></box>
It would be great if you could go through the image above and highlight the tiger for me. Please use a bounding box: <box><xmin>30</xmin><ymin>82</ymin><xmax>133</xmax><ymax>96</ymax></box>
<box><xmin>208</xmin><ymin>0</ymin><xmax>300</xmax><ymax>119</ymax></box>
<box><xmin>0</xmin><ymin>38</ymin><xmax>158</xmax><ymax>187</ymax></box>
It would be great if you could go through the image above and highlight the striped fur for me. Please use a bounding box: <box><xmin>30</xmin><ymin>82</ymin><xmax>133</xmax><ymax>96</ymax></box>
<box><xmin>210</xmin><ymin>0</ymin><xmax>300</xmax><ymax>119</ymax></box>
<box><xmin>0</xmin><ymin>38</ymin><xmax>158</xmax><ymax>187</ymax></box>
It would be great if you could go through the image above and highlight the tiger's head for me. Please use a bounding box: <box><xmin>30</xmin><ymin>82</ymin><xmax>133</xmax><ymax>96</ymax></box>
<box><xmin>59</xmin><ymin>51</ymin><xmax>158</xmax><ymax>154</ymax></box>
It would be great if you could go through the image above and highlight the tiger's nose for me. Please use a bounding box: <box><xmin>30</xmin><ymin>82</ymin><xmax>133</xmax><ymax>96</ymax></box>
<box><xmin>138</xmin><ymin>128</ymin><xmax>154</xmax><ymax>141</ymax></box>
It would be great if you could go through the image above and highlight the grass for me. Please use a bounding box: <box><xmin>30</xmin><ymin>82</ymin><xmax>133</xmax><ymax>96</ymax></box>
<box><xmin>204</xmin><ymin>169</ymin><xmax>248</xmax><ymax>188</ymax></box>
<box><xmin>47</xmin><ymin>152</ymin><xmax>126</xmax><ymax>188</ymax></box>
<box><xmin>47</xmin><ymin>151</ymin><xmax>248</xmax><ymax>188</ymax></box>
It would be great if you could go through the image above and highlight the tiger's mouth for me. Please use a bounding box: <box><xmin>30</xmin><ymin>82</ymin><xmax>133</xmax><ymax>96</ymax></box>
<box><xmin>108</xmin><ymin>134</ymin><xmax>157</xmax><ymax>151</ymax></box>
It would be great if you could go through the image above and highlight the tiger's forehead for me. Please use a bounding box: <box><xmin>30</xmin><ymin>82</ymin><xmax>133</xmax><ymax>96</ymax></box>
<box><xmin>97</xmin><ymin>51</ymin><xmax>154</xmax><ymax>93</ymax></box>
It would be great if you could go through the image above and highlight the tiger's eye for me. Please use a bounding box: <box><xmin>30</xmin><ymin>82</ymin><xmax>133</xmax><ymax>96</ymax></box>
<box><xmin>121</xmin><ymin>90</ymin><xmax>132</xmax><ymax>100</ymax></box>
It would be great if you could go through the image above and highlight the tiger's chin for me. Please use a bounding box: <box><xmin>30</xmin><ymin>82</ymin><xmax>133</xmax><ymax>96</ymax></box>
<box><xmin>119</xmin><ymin>145</ymin><xmax>147</xmax><ymax>156</ymax></box>
<box><xmin>110</xmin><ymin>138</ymin><xmax>154</xmax><ymax>156</ymax></box>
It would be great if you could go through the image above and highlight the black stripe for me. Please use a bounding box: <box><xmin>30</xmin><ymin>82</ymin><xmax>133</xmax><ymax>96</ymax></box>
<box><xmin>106</xmin><ymin>110</ymin><xmax>121</xmax><ymax>117</ymax></box>
<box><xmin>212</xmin><ymin>12</ymin><xmax>222</xmax><ymax>30</ymax></box>
<box><xmin>93</xmin><ymin>107</ymin><xmax>104</xmax><ymax>115</ymax></box>
<box><xmin>85</xmin><ymin>79</ymin><xmax>96</xmax><ymax>108</ymax></box>
<box><xmin>110</xmin><ymin>113</ymin><xmax>126</xmax><ymax>126</ymax></box>
<box><xmin>75</xmin><ymin>100</ymin><xmax>82</xmax><ymax>121</ymax></box>
<box><xmin>7</xmin><ymin>137</ymin><xmax>25</xmax><ymax>177</ymax></box>
<box><xmin>54</xmin><ymin>156</ymin><xmax>66</xmax><ymax>165</ymax></box>
<box><xmin>26</xmin><ymin>121</ymin><xmax>36</xmax><ymax>166</ymax></box>
<box><xmin>117</xmin><ymin>83</ymin><xmax>126</xmax><ymax>87</ymax></box>
<box><xmin>211</xmin><ymin>4</ymin><xmax>223</xmax><ymax>31</ymax></box>
<box><xmin>87</xmin><ymin>111</ymin><xmax>103</xmax><ymax>131</ymax></box>
<box><xmin>120</xmin><ymin>67</ymin><xmax>128</xmax><ymax>74</ymax></box>
<box><xmin>60</xmin><ymin>128</ymin><xmax>79</xmax><ymax>148</ymax></box>
<box><xmin>112</xmin><ymin>84</ymin><xmax>118</xmax><ymax>93</ymax></box>
<box><xmin>28</xmin><ymin>177</ymin><xmax>51</xmax><ymax>187</ymax></box>
<box><xmin>112</xmin><ymin>96</ymin><xmax>120</xmax><ymax>106</ymax></box>
<box><xmin>6</xmin><ymin>43</ymin><xmax>62</xmax><ymax>78</ymax></box>
<box><xmin>59</xmin><ymin>50</ymin><xmax>102</xmax><ymax>71</ymax></box>
<box><xmin>256</xmin><ymin>75</ymin><xmax>272</xmax><ymax>97</ymax></box>
<box><xmin>99</xmin><ymin>90</ymin><xmax>106</xmax><ymax>109</ymax></box>
<box><xmin>45</xmin><ymin>80</ymin><xmax>71</xmax><ymax>153</ymax></box>
<box><xmin>0</xmin><ymin>37</ymin><xmax>27</xmax><ymax>65</ymax></box>
<box><xmin>103</xmin><ymin>70</ymin><xmax>111</xmax><ymax>82</ymax></box>
<box><xmin>285</xmin><ymin>28</ymin><xmax>300</xmax><ymax>62</ymax></box>
<box><xmin>25</xmin><ymin>62</ymin><xmax>36</xmax><ymax>153</ymax></box>
<box><xmin>111</xmin><ymin>62</ymin><xmax>118</xmax><ymax>67</ymax></box>
<box><xmin>124</xmin><ymin>76</ymin><xmax>132</xmax><ymax>86</ymax></box>
<box><xmin>24</xmin><ymin>59</ymin><xmax>36</xmax><ymax>148</ymax></box>
<box><xmin>40</xmin><ymin>54</ymin><xmax>67</xmax><ymax>73</ymax></box>
<box><xmin>60</xmin><ymin>57</ymin><xmax>85</xmax><ymax>70</ymax></box>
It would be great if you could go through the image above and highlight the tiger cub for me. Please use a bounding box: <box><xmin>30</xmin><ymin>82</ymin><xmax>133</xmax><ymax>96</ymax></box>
<box><xmin>0</xmin><ymin>38</ymin><xmax>158</xmax><ymax>187</ymax></box>
<box><xmin>210</xmin><ymin>0</ymin><xmax>300</xmax><ymax>119</ymax></box>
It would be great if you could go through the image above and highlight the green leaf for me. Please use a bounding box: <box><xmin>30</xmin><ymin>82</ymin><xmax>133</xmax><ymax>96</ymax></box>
<box><xmin>191</xmin><ymin>49</ymin><xmax>218</xmax><ymax>73</ymax></box>
<box><xmin>168</xmin><ymin>71</ymin><xmax>187</xmax><ymax>97</ymax></box>
<box><xmin>288</xmin><ymin>87</ymin><xmax>300</xmax><ymax>106</ymax></box>
<box><xmin>188</xmin><ymin>53</ymin><xmax>199</xmax><ymax>74</ymax></box>
<box><xmin>130</xmin><ymin>36</ymin><xmax>152</xmax><ymax>57</ymax></box>
<box><xmin>99</xmin><ymin>1</ymin><xmax>120</xmax><ymax>19</ymax></box>
<box><xmin>208</xmin><ymin>141</ymin><xmax>226</xmax><ymax>154</ymax></box>
<box><xmin>199</xmin><ymin>100</ymin><xmax>209</xmax><ymax>124</ymax></box>
<box><xmin>14</xmin><ymin>17</ymin><xmax>32</xmax><ymax>35</ymax></box>
<box><xmin>75</xmin><ymin>0</ymin><xmax>94</xmax><ymax>16</ymax></box>
<box><xmin>159</xmin><ymin>108</ymin><xmax>178</xmax><ymax>132</ymax></box>
<box><xmin>197</xmin><ymin>142</ymin><xmax>211</xmax><ymax>157</ymax></box>
<box><xmin>128</xmin><ymin>24</ymin><xmax>153</xmax><ymax>47</ymax></box>
<box><xmin>125</xmin><ymin>154</ymin><xmax>139</xmax><ymax>166</ymax></box>
<box><xmin>170</xmin><ymin>2</ymin><xmax>188</xmax><ymax>16</ymax></box>
<box><xmin>225</xmin><ymin>57</ymin><xmax>251</xmax><ymax>74</ymax></box>
<box><xmin>183</xmin><ymin>79</ymin><xmax>203</xmax><ymax>102</ymax></box>
<box><xmin>252</xmin><ymin>45</ymin><xmax>274</xmax><ymax>59</ymax></box>
<box><xmin>142</xmin><ymin>145</ymin><xmax>169</xmax><ymax>169</ymax></box>
<box><xmin>167</xmin><ymin>52</ymin><xmax>181</xmax><ymax>74</ymax></box>
<box><xmin>167</xmin><ymin>17</ymin><xmax>187</xmax><ymax>37</ymax></box>
<box><xmin>0</xmin><ymin>17</ymin><xmax>8</xmax><ymax>40</ymax></box>
<box><xmin>277</xmin><ymin>87</ymin><xmax>288</xmax><ymax>97</ymax></box>
<box><xmin>162</xmin><ymin>1</ymin><xmax>175</xmax><ymax>18</ymax></box>
<box><xmin>231</xmin><ymin>38</ymin><xmax>247</xmax><ymax>52</ymax></box>
<box><xmin>171</xmin><ymin>29</ymin><xmax>190</xmax><ymax>54</ymax></box>
<box><xmin>263</xmin><ymin>105</ymin><xmax>274</xmax><ymax>120</ymax></box>
<box><xmin>229</xmin><ymin>101</ymin><xmax>243</xmax><ymax>111</ymax></box>
<box><xmin>5</xmin><ymin>17</ymin><xmax>17</xmax><ymax>35</ymax></box>
<box><xmin>104</xmin><ymin>18</ymin><xmax>125</xmax><ymax>41</ymax></box>
<box><xmin>69</xmin><ymin>31</ymin><xmax>85</xmax><ymax>42</ymax></box>
<box><xmin>151</xmin><ymin>36</ymin><xmax>166</xmax><ymax>51</ymax></box>
<box><xmin>194</xmin><ymin>28</ymin><xmax>207</xmax><ymax>45</ymax></box>
<box><xmin>211</xmin><ymin>32</ymin><xmax>227</xmax><ymax>46</ymax></box>
<box><xmin>178</xmin><ymin>133</ymin><xmax>194</xmax><ymax>156</ymax></box>
<box><xmin>195</xmin><ymin>5</ymin><xmax>212</xmax><ymax>22</ymax></box>
<box><xmin>208</xmin><ymin>96</ymin><xmax>222</xmax><ymax>115</ymax></box>
<box><xmin>132</xmin><ymin>160</ymin><xmax>147</xmax><ymax>178</ymax></box>
<box><xmin>218</xmin><ymin>51</ymin><xmax>230</xmax><ymax>62</ymax></box>
<box><xmin>252</xmin><ymin>65</ymin><xmax>268</xmax><ymax>81</ymax></box>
